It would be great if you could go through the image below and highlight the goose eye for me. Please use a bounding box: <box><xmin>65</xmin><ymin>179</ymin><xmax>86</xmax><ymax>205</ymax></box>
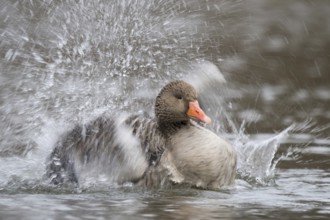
<box><xmin>176</xmin><ymin>94</ymin><xmax>183</xmax><ymax>100</ymax></box>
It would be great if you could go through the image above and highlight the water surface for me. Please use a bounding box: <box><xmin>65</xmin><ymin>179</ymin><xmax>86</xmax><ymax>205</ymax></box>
<box><xmin>0</xmin><ymin>0</ymin><xmax>329</xmax><ymax>219</ymax></box>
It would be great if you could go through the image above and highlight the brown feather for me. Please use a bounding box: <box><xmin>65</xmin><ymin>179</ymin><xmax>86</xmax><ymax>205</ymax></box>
<box><xmin>46</xmin><ymin>80</ymin><xmax>236</xmax><ymax>190</ymax></box>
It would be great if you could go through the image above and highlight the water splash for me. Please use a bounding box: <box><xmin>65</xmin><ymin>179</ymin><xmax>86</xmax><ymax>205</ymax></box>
<box><xmin>234</xmin><ymin>125</ymin><xmax>293</xmax><ymax>185</ymax></box>
<box><xmin>0</xmin><ymin>0</ymin><xmax>309</xmax><ymax>192</ymax></box>
<box><xmin>0</xmin><ymin>0</ymin><xmax>242</xmax><ymax>155</ymax></box>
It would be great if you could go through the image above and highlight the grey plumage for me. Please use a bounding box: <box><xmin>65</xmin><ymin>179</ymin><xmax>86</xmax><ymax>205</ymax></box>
<box><xmin>46</xmin><ymin>80</ymin><xmax>237</xmax><ymax>190</ymax></box>
<box><xmin>46</xmin><ymin>114</ymin><xmax>167</xmax><ymax>185</ymax></box>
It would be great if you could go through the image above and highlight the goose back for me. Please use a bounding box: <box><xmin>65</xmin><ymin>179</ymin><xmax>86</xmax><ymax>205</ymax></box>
<box><xmin>46</xmin><ymin>114</ymin><xmax>167</xmax><ymax>185</ymax></box>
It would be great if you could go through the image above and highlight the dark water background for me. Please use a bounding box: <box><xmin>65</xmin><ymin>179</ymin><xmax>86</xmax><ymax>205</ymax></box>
<box><xmin>0</xmin><ymin>0</ymin><xmax>329</xmax><ymax>219</ymax></box>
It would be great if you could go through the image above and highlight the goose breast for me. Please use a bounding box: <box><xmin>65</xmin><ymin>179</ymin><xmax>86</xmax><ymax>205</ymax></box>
<box><xmin>168</xmin><ymin>123</ymin><xmax>237</xmax><ymax>189</ymax></box>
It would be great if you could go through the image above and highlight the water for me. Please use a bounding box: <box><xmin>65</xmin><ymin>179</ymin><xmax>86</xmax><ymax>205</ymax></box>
<box><xmin>1</xmin><ymin>0</ymin><xmax>330</xmax><ymax>219</ymax></box>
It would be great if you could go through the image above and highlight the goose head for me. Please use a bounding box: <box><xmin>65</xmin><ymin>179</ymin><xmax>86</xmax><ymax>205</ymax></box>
<box><xmin>155</xmin><ymin>80</ymin><xmax>211</xmax><ymax>134</ymax></box>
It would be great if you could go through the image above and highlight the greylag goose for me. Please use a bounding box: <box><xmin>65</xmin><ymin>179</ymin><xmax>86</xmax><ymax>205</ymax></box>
<box><xmin>46</xmin><ymin>80</ymin><xmax>236</xmax><ymax>190</ymax></box>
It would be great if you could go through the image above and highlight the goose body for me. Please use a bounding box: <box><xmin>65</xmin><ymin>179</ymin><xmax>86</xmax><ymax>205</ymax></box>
<box><xmin>46</xmin><ymin>80</ymin><xmax>237</xmax><ymax>190</ymax></box>
<box><xmin>165</xmin><ymin>122</ymin><xmax>236</xmax><ymax>189</ymax></box>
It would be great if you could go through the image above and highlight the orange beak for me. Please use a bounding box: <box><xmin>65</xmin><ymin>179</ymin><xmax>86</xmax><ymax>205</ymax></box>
<box><xmin>186</xmin><ymin>100</ymin><xmax>212</xmax><ymax>124</ymax></box>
